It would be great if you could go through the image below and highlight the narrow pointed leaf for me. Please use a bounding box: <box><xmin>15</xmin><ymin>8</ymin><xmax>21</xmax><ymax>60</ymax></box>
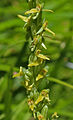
<box><xmin>48</xmin><ymin>77</ymin><xmax>73</xmax><ymax>89</ymax></box>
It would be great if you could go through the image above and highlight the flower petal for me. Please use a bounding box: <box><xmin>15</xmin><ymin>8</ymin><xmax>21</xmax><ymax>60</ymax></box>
<box><xmin>45</xmin><ymin>27</ymin><xmax>55</xmax><ymax>36</ymax></box>
<box><xmin>13</xmin><ymin>66</ymin><xmax>23</xmax><ymax>78</ymax></box>
<box><xmin>25</xmin><ymin>8</ymin><xmax>39</xmax><ymax>15</ymax></box>
<box><xmin>35</xmin><ymin>95</ymin><xmax>44</xmax><ymax>104</ymax></box>
<box><xmin>36</xmin><ymin>74</ymin><xmax>44</xmax><ymax>81</ymax></box>
<box><xmin>27</xmin><ymin>83</ymin><xmax>34</xmax><ymax>90</ymax></box>
<box><xmin>13</xmin><ymin>73</ymin><xmax>21</xmax><ymax>78</ymax></box>
<box><xmin>18</xmin><ymin>15</ymin><xmax>28</xmax><ymax>22</ymax></box>
<box><xmin>43</xmin><ymin>9</ymin><xmax>54</xmax><ymax>13</ymax></box>
<box><xmin>18</xmin><ymin>15</ymin><xmax>31</xmax><ymax>23</ymax></box>
<box><xmin>25</xmin><ymin>81</ymin><xmax>29</xmax><ymax>86</ymax></box>
<box><xmin>28</xmin><ymin>62</ymin><xmax>39</xmax><ymax>67</ymax></box>
<box><xmin>37</xmin><ymin>54</ymin><xmax>50</xmax><ymax>60</ymax></box>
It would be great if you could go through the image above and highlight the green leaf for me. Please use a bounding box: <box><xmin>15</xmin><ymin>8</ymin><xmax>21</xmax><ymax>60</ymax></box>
<box><xmin>48</xmin><ymin>77</ymin><xmax>73</xmax><ymax>89</ymax></box>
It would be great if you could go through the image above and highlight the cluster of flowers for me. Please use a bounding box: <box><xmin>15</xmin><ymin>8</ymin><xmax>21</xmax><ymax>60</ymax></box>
<box><xmin>13</xmin><ymin>1</ymin><xmax>58</xmax><ymax>120</ymax></box>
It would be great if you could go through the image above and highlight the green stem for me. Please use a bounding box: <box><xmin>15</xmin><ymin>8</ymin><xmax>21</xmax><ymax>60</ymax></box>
<box><xmin>28</xmin><ymin>0</ymin><xmax>37</xmax><ymax>84</ymax></box>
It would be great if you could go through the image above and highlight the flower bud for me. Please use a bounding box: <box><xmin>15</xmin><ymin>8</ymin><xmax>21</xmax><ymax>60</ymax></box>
<box><xmin>41</xmin><ymin>105</ymin><xmax>48</xmax><ymax>119</ymax></box>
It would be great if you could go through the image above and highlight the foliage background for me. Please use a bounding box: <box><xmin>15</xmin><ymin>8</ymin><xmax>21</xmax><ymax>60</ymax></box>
<box><xmin>0</xmin><ymin>0</ymin><xmax>73</xmax><ymax>120</ymax></box>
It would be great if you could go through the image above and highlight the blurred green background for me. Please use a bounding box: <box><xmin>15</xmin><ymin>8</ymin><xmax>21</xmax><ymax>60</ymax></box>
<box><xmin>0</xmin><ymin>0</ymin><xmax>73</xmax><ymax>120</ymax></box>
